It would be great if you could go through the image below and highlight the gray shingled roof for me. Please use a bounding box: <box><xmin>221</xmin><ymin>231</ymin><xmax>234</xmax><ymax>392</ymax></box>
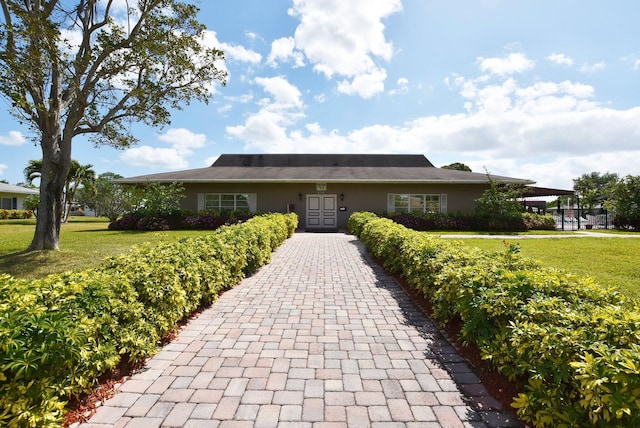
<box><xmin>0</xmin><ymin>183</ymin><xmax>39</xmax><ymax>195</ymax></box>
<box><xmin>117</xmin><ymin>154</ymin><xmax>535</xmax><ymax>185</ymax></box>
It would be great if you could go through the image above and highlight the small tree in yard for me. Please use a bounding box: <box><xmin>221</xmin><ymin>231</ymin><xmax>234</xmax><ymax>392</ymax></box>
<box><xmin>131</xmin><ymin>181</ymin><xmax>185</xmax><ymax>217</ymax></box>
<box><xmin>605</xmin><ymin>175</ymin><xmax>640</xmax><ymax>230</ymax></box>
<box><xmin>0</xmin><ymin>0</ymin><xmax>226</xmax><ymax>250</ymax></box>
<box><xmin>76</xmin><ymin>172</ymin><xmax>141</xmax><ymax>221</ymax></box>
<box><xmin>475</xmin><ymin>174</ymin><xmax>524</xmax><ymax>217</ymax></box>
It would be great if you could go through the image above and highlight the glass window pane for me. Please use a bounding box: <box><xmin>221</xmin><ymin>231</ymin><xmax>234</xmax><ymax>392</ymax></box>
<box><xmin>394</xmin><ymin>194</ymin><xmax>409</xmax><ymax>213</ymax></box>
<box><xmin>409</xmin><ymin>195</ymin><xmax>424</xmax><ymax>212</ymax></box>
<box><xmin>236</xmin><ymin>194</ymin><xmax>249</xmax><ymax>211</ymax></box>
<box><xmin>204</xmin><ymin>194</ymin><xmax>219</xmax><ymax>211</ymax></box>
<box><xmin>425</xmin><ymin>195</ymin><xmax>440</xmax><ymax>213</ymax></box>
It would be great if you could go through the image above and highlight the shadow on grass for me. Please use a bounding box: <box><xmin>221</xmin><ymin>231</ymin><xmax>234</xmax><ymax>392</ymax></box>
<box><xmin>0</xmin><ymin>250</ymin><xmax>70</xmax><ymax>279</ymax></box>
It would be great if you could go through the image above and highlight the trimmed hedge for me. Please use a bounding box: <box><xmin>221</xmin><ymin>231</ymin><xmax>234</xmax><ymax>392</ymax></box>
<box><xmin>349</xmin><ymin>212</ymin><xmax>640</xmax><ymax>427</ymax></box>
<box><xmin>0</xmin><ymin>213</ymin><xmax>298</xmax><ymax>427</ymax></box>
<box><xmin>108</xmin><ymin>211</ymin><xmax>255</xmax><ymax>231</ymax></box>
<box><xmin>385</xmin><ymin>211</ymin><xmax>556</xmax><ymax>232</ymax></box>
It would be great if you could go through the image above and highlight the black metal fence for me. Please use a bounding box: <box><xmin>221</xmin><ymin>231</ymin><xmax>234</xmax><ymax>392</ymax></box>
<box><xmin>552</xmin><ymin>208</ymin><xmax>612</xmax><ymax>231</ymax></box>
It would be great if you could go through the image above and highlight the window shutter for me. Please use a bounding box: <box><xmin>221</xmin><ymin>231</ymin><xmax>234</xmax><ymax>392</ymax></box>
<box><xmin>387</xmin><ymin>194</ymin><xmax>394</xmax><ymax>212</ymax></box>
<box><xmin>197</xmin><ymin>193</ymin><xmax>205</xmax><ymax>212</ymax></box>
<box><xmin>440</xmin><ymin>194</ymin><xmax>447</xmax><ymax>213</ymax></box>
<box><xmin>248</xmin><ymin>194</ymin><xmax>257</xmax><ymax>212</ymax></box>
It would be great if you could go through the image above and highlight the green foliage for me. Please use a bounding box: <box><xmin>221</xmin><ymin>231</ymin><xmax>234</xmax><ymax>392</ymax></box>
<box><xmin>22</xmin><ymin>195</ymin><xmax>39</xmax><ymax>212</ymax></box>
<box><xmin>605</xmin><ymin>175</ymin><xmax>640</xmax><ymax>230</ymax></box>
<box><xmin>0</xmin><ymin>213</ymin><xmax>297</xmax><ymax>426</ymax></box>
<box><xmin>0</xmin><ymin>210</ymin><xmax>33</xmax><ymax>220</ymax></box>
<box><xmin>76</xmin><ymin>173</ymin><xmax>139</xmax><ymax>221</ymax></box>
<box><xmin>475</xmin><ymin>174</ymin><xmax>524</xmax><ymax>218</ymax></box>
<box><xmin>2</xmin><ymin>1</ymin><xmax>227</xmax><ymax>251</ymax></box>
<box><xmin>573</xmin><ymin>172</ymin><xmax>619</xmax><ymax>210</ymax></box>
<box><xmin>522</xmin><ymin>212</ymin><xmax>557</xmax><ymax>230</ymax></box>
<box><xmin>441</xmin><ymin>162</ymin><xmax>472</xmax><ymax>172</ymax></box>
<box><xmin>350</xmin><ymin>212</ymin><xmax>640</xmax><ymax>427</ymax></box>
<box><xmin>133</xmin><ymin>181</ymin><xmax>186</xmax><ymax>217</ymax></box>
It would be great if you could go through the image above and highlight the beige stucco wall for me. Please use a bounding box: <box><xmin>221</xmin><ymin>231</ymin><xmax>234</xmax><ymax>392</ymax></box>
<box><xmin>182</xmin><ymin>182</ymin><xmax>489</xmax><ymax>229</ymax></box>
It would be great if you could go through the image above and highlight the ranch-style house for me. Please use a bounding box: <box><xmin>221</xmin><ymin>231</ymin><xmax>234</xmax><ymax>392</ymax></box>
<box><xmin>118</xmin><ymin>153</ymin><xmax>537</xmax><ymax>230</ymax></box>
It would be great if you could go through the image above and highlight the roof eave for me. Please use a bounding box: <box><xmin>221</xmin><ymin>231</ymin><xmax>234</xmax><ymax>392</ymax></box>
<box><xmin>117</xmin><ymin>178</ymin><xmax>536</xmax><ymax>185</ymax></box>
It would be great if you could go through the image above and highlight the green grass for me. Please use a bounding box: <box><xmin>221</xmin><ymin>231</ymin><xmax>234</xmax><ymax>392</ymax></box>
<box><xmin>456</xmin><ymin>237</ymin><xmax>640</xmax><ymax>300</ymax></box>
<box><xmin>0</xmin><ymin>217</ymin><xmax>218</xmax><ymax>279</ymax></box>
<box><xmin>3</xmin><ymin>218</ymin><xmax>639</xmax><ymax>301</ymax></box>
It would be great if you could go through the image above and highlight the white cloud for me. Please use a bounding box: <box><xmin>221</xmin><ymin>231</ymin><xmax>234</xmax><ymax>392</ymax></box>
<box><xmin>227</xmin><ymin>67</ymin><xmax>640</xmax><ymax>189</ymax></box>
<box><xmin>202</xmin><ymin>30</ymin><xmax>261</xmax><ymax>64</ymax></box>
<box><xmin>337</xmin><ymin>68</ymin><xmax>387</xmax><ymax>99</ymax></box>
<box><xmin>120</xmin><ymin>128</ymin><xmax>208</xmax><ymax>170</ymax></box>
<box><xmin>388</xmin><ymin>77</ymin><xmax>409</xmax><ymax>96</ymax></box>
<box><xmin>120</xmin><ymin>146</ymin><xmax>188</xmax><ymax>170</ymax></box>
<box><xmin>0</xmin><ymin>164</ymin><xmax>7</xmax><ymax>176</ymax></box>
<box><xmin>267</xmin><ymin>37</ymin><xmax>305</xmax><ymax>68</ymax></box>
<box><xmin>478</xmin><ymin>52</ymin><xmax>535</xmax><ymax>75</ymax></box>
<box><xmin>580</xmin><ymin>61</ymin><xmax>606</xmax><ymax>73</ymax></box>
<box><xmin>157</xmin><ymin>128</ymin><xmax>207</xmax><ymax>156</ymax></box>
<box><xmin>0</xmin><ymin>131</ymin><xmax>26</xmax><ymax>146</ymax></box>
<box><xmin>226</xmin><ymin>77</ymin><xmax>307</xmax><ymax>149</ymax></box>
<box><xmin>546</xmin><ymin>53</ymin><xmax>574</xmax><ymax>67</ymax></box>
<box><xmin>255</xmin><ymin>76</ymin><xmax>303</xmax><ymax>109</ymax></box>
<box><xmin>288</xmin><ymin>0</ymin><xmax>402</xmax><ymax>98</ymax></box>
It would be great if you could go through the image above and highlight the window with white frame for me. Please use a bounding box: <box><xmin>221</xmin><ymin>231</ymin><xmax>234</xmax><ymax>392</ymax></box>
<box><xmin>198</xmin><ymin>193</ymin><xmax>256</xmax><ymax>212</ymax></box>
<box><xmin>387</xmin><ymin>194</ymin><xmax>445</xmax><ymax>214</ymax></box>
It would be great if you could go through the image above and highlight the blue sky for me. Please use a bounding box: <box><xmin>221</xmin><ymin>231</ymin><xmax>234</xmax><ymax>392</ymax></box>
<box><xmin>1</xmin><ymin>0</ymin><xmax>639</xmax><ymax>190</ymax></box>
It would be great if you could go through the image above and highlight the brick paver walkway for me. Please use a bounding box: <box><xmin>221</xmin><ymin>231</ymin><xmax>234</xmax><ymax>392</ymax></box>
<box><xmin>79</xmin><ymin>233</ymin><xmax>520</xmax><ymax>428</ymax></box>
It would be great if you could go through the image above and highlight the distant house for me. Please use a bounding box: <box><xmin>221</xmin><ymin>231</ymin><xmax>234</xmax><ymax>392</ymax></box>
<box><xmin>118</xmin><ymin>154</ymin><xmax>536</xmax><ymax>230</ymax></box>
<box><xmin>0</xmin><ymin>183</ymin><xmax>39</xmax><ymax>210</ymax></box>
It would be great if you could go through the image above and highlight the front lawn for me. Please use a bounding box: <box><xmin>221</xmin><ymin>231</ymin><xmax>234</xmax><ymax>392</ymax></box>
<box><xmin>458</xmin><ymin>237</ymin><xmax>640</xmax><ymax>300</ymax></box>
<box><xmin>0</xmin><ymin>217</ymin><xmax>217</xmax><ymax>279</ymax></box>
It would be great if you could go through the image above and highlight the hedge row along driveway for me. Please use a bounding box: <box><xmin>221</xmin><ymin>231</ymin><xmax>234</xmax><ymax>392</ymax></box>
<box><xmin>348</xmin><ymin>212</ymin><xmax>640</xmax><ymax>428</ymax></box>
<box><xmin>0</xmin><ymin>213</ymin><xmax>298</xmax><ymax>427</ymax></box>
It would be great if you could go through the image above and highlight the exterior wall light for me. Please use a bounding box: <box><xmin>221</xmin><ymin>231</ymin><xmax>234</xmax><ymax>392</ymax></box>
<box><xmin>340</xmin><ymin>192</ymin><xmax>345</xmax><ymax>201</ymax></box>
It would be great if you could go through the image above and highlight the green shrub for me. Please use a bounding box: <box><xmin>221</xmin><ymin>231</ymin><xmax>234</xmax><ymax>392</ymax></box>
<box><xmin>0</xmin><ymin>212</ymin><xmax>298</xmax><ymax>427</ymax></box>
<box><xmin>0</xmin><ymin>209</ymin><xmax>34</xmax><ymax>220</ymax></box>
<box><xmin>350</xmin><ymin>212</ymin><xmax>640</xmax><ymax>427</ymax></box>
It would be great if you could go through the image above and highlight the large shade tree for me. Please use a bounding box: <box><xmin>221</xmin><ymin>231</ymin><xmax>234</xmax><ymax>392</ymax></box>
<box><xmin>0</xmin><ymin>0</ymin><xmax>226</xmax><ymax>250</ymax></box>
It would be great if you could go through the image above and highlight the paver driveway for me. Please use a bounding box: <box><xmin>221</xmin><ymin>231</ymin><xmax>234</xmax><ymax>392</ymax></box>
<box><xmin>79</xmin><ymin>233</ymin><xmax>519</xmax><ymax>428</ymax></box>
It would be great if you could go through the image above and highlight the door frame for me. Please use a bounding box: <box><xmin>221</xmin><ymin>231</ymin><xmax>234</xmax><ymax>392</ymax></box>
<box><xmin>306</xmin><ymin>194</ymin><xmax>338</xmax><ymax>229</ymax></box>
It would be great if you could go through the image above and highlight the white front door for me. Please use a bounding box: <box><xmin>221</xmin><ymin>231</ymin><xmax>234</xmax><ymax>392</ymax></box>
<box><xmin>306</xmin><ymin>194</ymin><xmax>337</xmax><ymax>228</ymax></box>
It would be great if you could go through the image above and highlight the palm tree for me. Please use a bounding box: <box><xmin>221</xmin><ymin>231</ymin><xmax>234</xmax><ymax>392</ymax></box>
<box><xmin>63</xmin><ymin>161</ymin><xmax>96</xmax><ymax>222</ymax></box>
<box><xmin>24</xmin><ymin>159</ymin><xmax>96</xmax><ymax>222</ymax></box>
<box><xmin>24</xmin><ymin>159</ymin><xmax>43</xmax><ymax>186</ymax></box>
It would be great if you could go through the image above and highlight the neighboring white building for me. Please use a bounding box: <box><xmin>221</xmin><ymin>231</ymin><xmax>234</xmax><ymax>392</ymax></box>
<box><xmin>0</xmin><ymin>183</ymin><xmax>39</xmax><ymax>210</ymax></box>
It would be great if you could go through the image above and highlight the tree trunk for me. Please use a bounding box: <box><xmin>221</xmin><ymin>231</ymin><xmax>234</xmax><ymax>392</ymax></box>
<box><xmin>27</xmin><ymin>131</ymin><xmax>71</xmax><ymax>251</ymax></box>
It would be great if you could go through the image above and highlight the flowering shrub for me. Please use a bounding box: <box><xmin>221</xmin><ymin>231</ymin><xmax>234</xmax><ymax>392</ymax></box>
<box><xmin>385</xmin><ymin>212</ymin><xmax>555</xmax><ymax>232</ymax></box>
<box><xmin>0</xmin><ymin>209</ymin><xmax>34</xmax><ymax>220</ymax></box>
